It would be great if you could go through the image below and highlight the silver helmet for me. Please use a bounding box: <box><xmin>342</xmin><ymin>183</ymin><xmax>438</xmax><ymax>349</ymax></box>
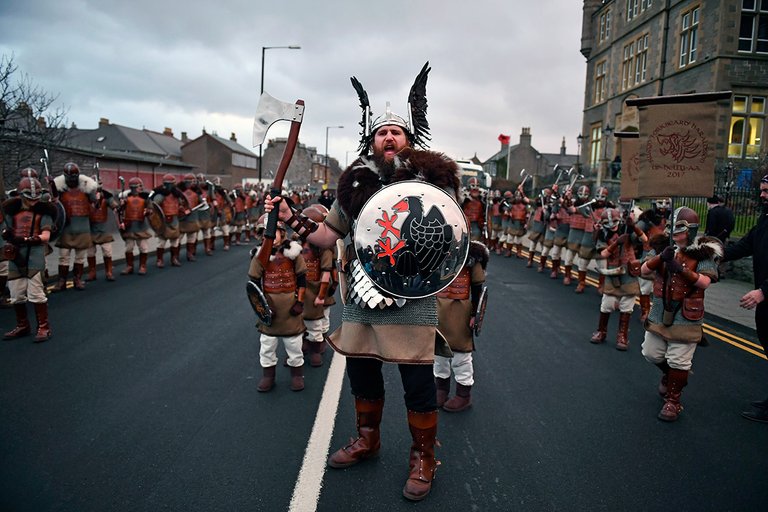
<box><xmin>351</xmin><ymin>62</ymin><xmax>432</xmax><ymax>154</ymax></box>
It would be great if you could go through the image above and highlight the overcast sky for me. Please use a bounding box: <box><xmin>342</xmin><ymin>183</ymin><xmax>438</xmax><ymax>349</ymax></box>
<box><xmin>0</xmin><ymin>0</ymin><xmax>587</xmax><ymax>166</ymax></box>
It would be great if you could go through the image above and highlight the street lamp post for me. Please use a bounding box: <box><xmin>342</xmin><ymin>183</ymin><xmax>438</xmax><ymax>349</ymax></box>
<box><xmin>576</xmin><ymin>133</ymin><xmax>584</xmax><ymax>173</ymax></box>
<box><xmin>258</xmin><ymin>45</ymin><xmax>301</xmax><ymax>183</ymax></box>
<box><xmin>597</xmin><ymin>124</ymin><xmax>612</xmax><ymax>188</ymax></box>
<box><xmin>324</xmin><ymin>126</ymin><xmax>343</xmax><ymax>185</ymax></box>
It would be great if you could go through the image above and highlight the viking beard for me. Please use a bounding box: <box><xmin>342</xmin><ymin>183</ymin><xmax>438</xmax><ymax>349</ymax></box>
<box><xmin>369</xmin><ymin>150</ymin><xmax>398</xmax><ymax>185</ymax></box>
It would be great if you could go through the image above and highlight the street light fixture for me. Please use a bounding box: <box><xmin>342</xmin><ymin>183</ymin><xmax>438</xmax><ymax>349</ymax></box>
<box><xmin>576</xmin><ymin>133</ymin><xmax>584</xmax><ymax>172</ymax></box>
<box><xmin>258</xmin><ymin>44</ymin><xmax>301</xmax><ymax>183</ymax></box>
<box><xmin>324</xmin><ymin>125</ymin><xmax>344</xmax><ymax>184</ymax></box>
<box><xmin>597</xmin><ymin>124</ymin><xmax>613</xmax><ymax>187</ymax></box>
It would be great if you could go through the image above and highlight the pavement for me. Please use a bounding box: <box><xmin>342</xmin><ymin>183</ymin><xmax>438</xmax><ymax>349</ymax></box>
<box><xmin>39</xmin><ymin>230</ymin><xmax>759</xmax><ymax>335</ymax></box>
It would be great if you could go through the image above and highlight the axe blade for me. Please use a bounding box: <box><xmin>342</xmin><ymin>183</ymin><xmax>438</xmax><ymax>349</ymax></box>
<box><xmin>252</xmin><ymin>92</ymin><xmax>306</xmax><ymax>147</ymax></box>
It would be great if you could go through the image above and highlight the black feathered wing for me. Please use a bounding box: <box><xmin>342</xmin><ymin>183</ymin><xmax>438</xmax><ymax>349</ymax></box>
<box><xmin>408</xmin><ymin>62</ymin><xmax>431</xmax><ymax>149</ymax></box>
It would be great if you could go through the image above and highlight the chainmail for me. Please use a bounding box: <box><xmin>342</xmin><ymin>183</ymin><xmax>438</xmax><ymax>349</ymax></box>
<box><xmin>342</xmin><ymin>296</ymin><xmax>437</xmax><ymax>325</ymax></box>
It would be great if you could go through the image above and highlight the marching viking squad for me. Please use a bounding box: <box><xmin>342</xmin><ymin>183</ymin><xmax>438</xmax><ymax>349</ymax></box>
<box><xmin>6</xmin><ymin>65</ymin><xmax>759</xmax><ymax>501</ymax></box>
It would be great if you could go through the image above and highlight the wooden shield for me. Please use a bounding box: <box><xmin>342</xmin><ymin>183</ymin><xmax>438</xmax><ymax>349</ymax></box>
<box><xmin>147</xmin><ymin>202</ymin><xmax>166</xmax><ymax>237</ymax></box>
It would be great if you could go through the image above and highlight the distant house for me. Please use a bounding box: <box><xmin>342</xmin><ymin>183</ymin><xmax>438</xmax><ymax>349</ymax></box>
<box><xmin>62</xmin><ymin>118</ymin><xmax>194</xmax><ymax>190</ymax></box>
<box><xmin>181</xmin><ymin>131</ymin><xmax>258</xmax><ymax>189</ymax></box>
<box><xmin>262</xmin><ymin>138</ymin><xmax>342</xmax><ymax>192</ymax></box>
<box><xmin>482</xmin><ymin>127</ymin><xmax>577</xmax><ymax>193</ymax></box>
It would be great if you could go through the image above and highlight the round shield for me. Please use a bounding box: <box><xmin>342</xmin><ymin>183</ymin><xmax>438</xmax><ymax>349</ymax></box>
<box><xmin>147</xmin><ymin>201</ymin><xmax>166</xmax><ymax>237</ymax></box>
<box><xmin>48</xmin><ymin>200</ymin><xmax>67</xmax><ymax>242</ymax></box>
<box><xmin>354</xmin><ymin>180</ymin><xmax>469</xmax><ymax>299</ymax></box>
<box><xmin>246</xmin><ymin>280</ymin><xmax>273</xmax><ymax>326</ymax></box>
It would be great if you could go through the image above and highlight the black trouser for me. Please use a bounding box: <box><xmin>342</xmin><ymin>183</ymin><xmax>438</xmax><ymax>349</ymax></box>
<box><xmin>346</xmin><ymin>357</ymin><xmax>437</xmax><ymax>412</ymax></box>
<box><xmin>757</xmin><ymin>302</ymin><xmax>768</xmax><ymax>355</ymax></box>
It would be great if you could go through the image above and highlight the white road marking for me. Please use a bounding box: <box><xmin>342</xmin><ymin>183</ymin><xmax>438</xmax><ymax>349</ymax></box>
<box><xmin>289</xmin><ymin>351</ymin><xmax>347</xmax><ymax>512</ymax></box>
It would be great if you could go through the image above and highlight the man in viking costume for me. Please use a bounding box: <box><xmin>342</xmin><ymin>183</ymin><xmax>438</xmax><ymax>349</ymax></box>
<box><xmin>563</xmin><ymin>185</ymin><xmax>590</xmax><ymax>286</ymax></box>
<box><xmin>298</xmin><ymin>204</ymin><xmax>336</xmax><ymax>367</ymax></box>
<box><xmin>488</xmin><ymin>190</ymin><xmax>502</xmax><ymax>253</ymax></box>
<box><xmin>178</xmin><ymin>174</ymin><xmax>202</xmax><ymax>262</ymax></box>
<box><xmin>151</xmin><ymin>174</ymin><xmax>188</xmax><ymax>268</ymax></box>
<box><xmin>264</xmin><ymin>62</ymin><xmax>461</xmax><ymax>501</ymax></box>
<box><xmin>50</xmin><ymin>163</ymin><xmax>98</xmax><ymax>291</ymax></box>
<box><xmin>589</xmin><ymin>208</ymin><xmax>646</xmax><ymax>350</ymax></box>
<box><xmin>635</xmin><ymin>198</ymin><xmax>671</xmax><ymax>322</ymax></box>
<box><xmin>231</xmin><ymin>184</ymin><xmax>248</xmax><ymax>245</ymax></box>
<box><xmin>500</xmin><ymin>188</ymin><xmax>529</xmax><ymax>258</ymax></box>
<box><xmin>119</xmin><ymin>177</ymin><xmax>153</xmax><ymax>275</ymax></box>
<box><xmin>575</xmin><ymin>186</ymin><xmax>613</xmax><ymax>294</ymax></box>
<box><xmin>526</xmin><ymin>187</ymin><xmax>552</xmax><ymax>269</ymax></box>
<box><xmin>195</xmin><ymin>174</ymin><xmax>215</xmax><ymax>256</ymax></box>
<box><xmin>2</xmin><ymin>175</ymin><xmax>56</xmax><ymax>342</ymax></box>
<box><xmin>248</xmin><ymin>215</ymin><xmax>307</xmax><ymax>392</ymax></box>
<box><xmin>86</xmin><ymin>177</ymin><xmax>122</xmax><ymax>282</ymax></box>
<box><xmin>434</xmin><ymin>240</ymin><xmax>488</xmax><ymax>412</ymax></box>
<box><xmin>462</xmin><ymin>177</ymin><xmax>485</xmax><ymax>242</ymax></box>
<box><xmin>640</xmin><ymin>206</ymin><xmax>721</xmax><ymax>422</ymax></box>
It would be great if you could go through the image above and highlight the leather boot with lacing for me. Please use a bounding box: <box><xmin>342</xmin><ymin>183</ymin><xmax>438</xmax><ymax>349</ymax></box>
<box><xmin>257</xmin><ymin>366</ymin><xmax>276</xmax><ymax>392</ymax></box>
<box><xmin>402</xmin><ymin>409</ymin><xmax>439</xmax><ymax>501</ymax></box>
<box><xmin>289</xmin><ymin>365</ymin><xmax>304</xmax><ymax>391</ymax></box>
<box><xmin>156</xmin><ymin>247</ymin><xmax>165</xmax><ymax>268</ymax></box>
<box><xmin>443</xmin><ymin>383</ymin><xmax>472</xmax><ymax>412</ymax></box>
<box><xmin>72</xmin><ymin>263</ymin><xmax>86</xmax><ymax>290</ymax></box>
<box><xmin>4</xmin><ymin>303</ymin><xmax>31</xmax><ymax>339</ymax></box>
<box><xmin>574</xmin><ymin>270</ymin><xmax>587</xmax><ymax>293</ymax></box>
<box><xmin>549</xmin><ymin>259</ymin><xmax>561</xmax><ymax>279</ymax></box>
<box><xmin>121</xmin><ymin>253</ymin><xmax>134</xmax><ymax>275</ymax></box>
<box><xmin>33</xmin><ymin>302</ymin><xmax>52</xmax><ymax>342</ymax></box>
<box><xmin>562</xmin><ymin>264</ymin><xmax>572</xmax><ymax>285</ymax></box>
<box><xmin>328</xmin><ymin>397</ymin><xmax>384</xmax><ymax>468</ymax></box>
<box><xmin>615</xmin><ymin>312</ymin><xmax>631</xmax><ymax>351</ymax></box>
<box><xmin>655</xmin><ymin>361</ymin><xmax>671</xmax><ymax>397</ymax></box>
<box><xmin>435</xmin><ymin>377</ymin><xmax>450</xmax><ymax>408</ymax></box>
<box><xmin>86</xmin><ymin>256</ymin><xmax>98</xmax><ymax>281</ymax></box>
<box><xmin>590</xmin><ymin>312</ymin><xmax>610</xmax><ymax>343</ymax></box>
<box><xmin>658</xmin><ymin>368</ymin><xmax>688</xmax><ymax>422</ymax></box>
<box><xmin>639</xmin><ymin>294</ymin><xmax>651</xmax><ymax>323</ymax></box>
<box><xmin>104</xmin><ymin>257</ymin><xmax>115</xmax><ymax>281</ymax></box>
<box><xmin>53</xmin><ymin>265</ymin><xmax>68</xmax><ymax>292</ymax></box>
<box><xmin>537</xmin><ymin>255</ymin><xmax>548</xmax><ymax>273</ymax></box>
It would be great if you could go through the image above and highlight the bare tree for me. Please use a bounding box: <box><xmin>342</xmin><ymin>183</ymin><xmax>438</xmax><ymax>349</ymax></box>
<box><xmin>0</xmin><ymin>54</ymin><xmax>69</xmax><ymax>197</ymax></box>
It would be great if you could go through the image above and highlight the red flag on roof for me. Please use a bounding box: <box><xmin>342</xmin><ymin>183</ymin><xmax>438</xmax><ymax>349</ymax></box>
<box><xmin>498</xmin><ymin>134</ymin><xmax>511</xmax><ymax>145</ymax></box>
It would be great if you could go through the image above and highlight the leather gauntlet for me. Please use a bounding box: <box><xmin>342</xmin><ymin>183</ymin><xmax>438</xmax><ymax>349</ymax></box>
<box><xmin>287</xmin><ymin>210</ymin><xmax>318</xmax><ymax>240</ymax></box>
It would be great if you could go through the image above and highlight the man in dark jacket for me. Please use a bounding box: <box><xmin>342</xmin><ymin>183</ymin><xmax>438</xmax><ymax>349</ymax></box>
<box><xmin>723</xmin><ymin>175</ymin><xmax>768</xmax><ymax>423</ymax></box>
<box><xmin>704</xmin><ymin>194</ymin><xmax>735</xmax><ymax>244</ymax></box>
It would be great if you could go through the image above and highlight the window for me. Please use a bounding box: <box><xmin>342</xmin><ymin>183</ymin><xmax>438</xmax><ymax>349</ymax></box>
<box><xmin>679</xmin><ymin>7</ymin><xmax>700</xmax><ymax>67</ymax></box>
<box><xmin>590</xmin><ymin>124</ymin><xmax>603</xmax><ymax>167</ymax></box>
<box><xmin>627</xmin><ymin>0</ymin><xmax>652</xmax><ymax>21</ymax></box>
<box><xmin>599</xmin><ymin>10</ymin><xmax>612</xmax><ymax>43</ymax></box>
<box><xmin>739</xmin><ymin>0</ymin><xmax>768</xmax><ymax>53</ymax></box>
<box><xmin>621</xmin><ymin>34</ymin><xmax>649</xmax><ymax>91</ymax></box>
<box><xmin>594</xmin><ymin>60</ymin><xmax>607</xmax><ymax>104</ymax></box>
<box><xmin>729</xmin><ymin>95</ymin><xmax>765</xmax><ymax>158</ymax></box>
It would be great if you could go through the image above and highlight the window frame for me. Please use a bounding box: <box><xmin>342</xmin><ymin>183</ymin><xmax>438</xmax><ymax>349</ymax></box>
<box><xmin>679</xmin><ymin>6</ymin><xmax>700</xmax><ymax>68</ymax></box>
<box><xmin>728</xmin><ymin>95</ymin><xmax>766</xmax><ymax>159</ymax></box>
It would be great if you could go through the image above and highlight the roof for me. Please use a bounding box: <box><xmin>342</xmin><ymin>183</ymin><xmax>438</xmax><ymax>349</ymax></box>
<box><xmin>65</xmin><ymin>123</ymin><xmax>183</xmax><ymax>159</ymax></box>
<box><xmin>208</xmin><ymin>133</ymin><xmax>257</xmax><ymax>157</ymax></box>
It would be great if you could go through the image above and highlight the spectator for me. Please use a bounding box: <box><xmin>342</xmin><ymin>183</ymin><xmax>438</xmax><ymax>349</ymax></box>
<box><xmin>705</xmin><ymin>194</ymin><xmax>735</xmax><ymax>244</ymax></box>
<box><xmin>722</xmin><ymin>175</ymin><xmax>768</xmax><ymax>423</ymax></box>
<box><xmin>318</xmin><ymin>189</ymin><xmax>335</xmax><ymax>210</ymax></box>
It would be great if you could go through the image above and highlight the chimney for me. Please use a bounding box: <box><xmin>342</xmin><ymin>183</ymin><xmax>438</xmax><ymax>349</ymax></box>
<box><xmin>99</xmin><ymin>117</ymin><xmax>109</xmax><ymax>127</ymax></box>
<box><xmin>181</xmin><ymin>132</ymin><xmax>189</xmax><ymax>143</ymax></box>
<box><xmin>37</xmin><ymin>117</ymin><xmax>47</xmax><ymax>130</ymax></box>
<box><xmin>561</xmin><ymin>137</ymin><xmax>566</xmax><ymax>156</ymax></box>
<box><xmin>230</xmin><ymin>132</ymin><xmax>237</xmax><ymax>142</ymax></box>
<box><xmin>520</xmin><ymin>127</ymin><xmax>532</xmax><ymax>148</ymax></box>
<box><xmin>163</xmin><ymin>127</ymin><xmax>174</xmax><ymax>137</ymax></box>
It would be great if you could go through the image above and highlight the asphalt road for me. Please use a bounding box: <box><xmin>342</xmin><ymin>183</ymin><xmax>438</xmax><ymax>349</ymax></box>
<box><xmin>1</xmin><ymin>244</ymin><xmax>767</xmax><ymax>512</ymax></box>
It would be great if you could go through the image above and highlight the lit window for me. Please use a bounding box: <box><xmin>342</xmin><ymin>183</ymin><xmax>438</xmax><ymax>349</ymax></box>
<box><xmin>729</xmin><ymin>95</ymin><xmax>766</xmax><ymax>159</ymax></box>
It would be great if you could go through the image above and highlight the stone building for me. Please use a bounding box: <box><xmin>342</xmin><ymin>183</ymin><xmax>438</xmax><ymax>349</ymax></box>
<box><xmin>581</xmin><ymin>0</ymin><xmax>768</xmax><ymax>188</ymax></box>
<box><xmin>482</xmin><ymin>127</ymin><xmax>578</xmax><ymax>193</ymax></box>
<box><xmin>262</xmin><ymin>138</ymin><xmax>342</xmax><ymax>193</ymax></box>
